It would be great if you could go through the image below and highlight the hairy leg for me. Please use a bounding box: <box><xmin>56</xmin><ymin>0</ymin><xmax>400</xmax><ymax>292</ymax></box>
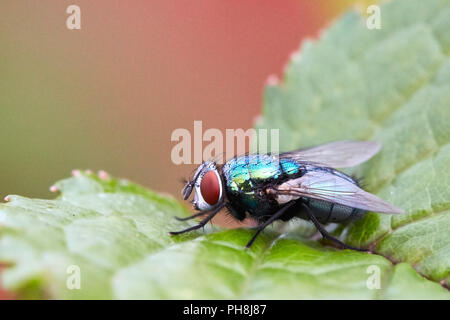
<box><xmin>245</xmin><ymin>202</ymin><xmax>295</xmax><ymax>249</ymax></box>
<box><xmin>302</xmin><ymin>203</ymin><xmax>368</xmax><ymax>252</ymax></box>
<box><xmin>169</xmin><ymin>205</ymin><xmax>223</xmax><ymax>235</ymax></box>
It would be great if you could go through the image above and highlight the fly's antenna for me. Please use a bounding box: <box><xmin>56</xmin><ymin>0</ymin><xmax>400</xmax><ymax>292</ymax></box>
<box><xmin>181</xmin><ymin>179</ymin><xmax>195</xmax><ymax>200</ymax></box>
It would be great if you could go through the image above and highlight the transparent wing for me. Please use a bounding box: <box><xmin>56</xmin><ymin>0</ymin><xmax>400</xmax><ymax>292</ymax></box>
<box><xmin>281</xmin><ymin>140</ymin><xmax>381</xmax><ymax>168</ymax></box>
<box><xmin>269</xmin><ymin>170</ymin><xmax>403</xmax><ymax>214</ymax></box>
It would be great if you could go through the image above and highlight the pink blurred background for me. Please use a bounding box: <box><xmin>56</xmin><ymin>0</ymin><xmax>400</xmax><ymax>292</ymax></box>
<box><xmin>0</xmin><ymin>0</ymin><xmax>372</xmax><ymax>299</ymax></box>
<box><xmin>0</xmin><ymin>0</ymin><xmax>369</xmax><ymax>200</ymax></box>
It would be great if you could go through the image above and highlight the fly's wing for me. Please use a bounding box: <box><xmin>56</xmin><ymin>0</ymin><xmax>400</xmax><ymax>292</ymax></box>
<box><xmin>268</xmin><ymin>170</ymin><xmax>403</xmax><ymax>214</ymax></box>
<box><xmin>281</xmin><ymin>140</ymin><xmax>381</xmax><ymax>168</ymax></box>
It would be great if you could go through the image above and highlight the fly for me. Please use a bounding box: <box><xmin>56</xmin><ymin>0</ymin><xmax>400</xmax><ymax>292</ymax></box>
<box><xmin>169</xmin><ymin>140</ymin><xmax>403</xmax><ymax>251</ymax></box>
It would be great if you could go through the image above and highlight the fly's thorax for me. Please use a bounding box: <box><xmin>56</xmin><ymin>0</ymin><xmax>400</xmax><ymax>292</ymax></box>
<box><xmin>222</xmin><ymin>155</ymin><xmax>302</xmax><ymax>189</ymax></box>
<box><xmin>221</xmin><ymin>155</ymin><xmax>303</xmax><ymax>215</ymax></box>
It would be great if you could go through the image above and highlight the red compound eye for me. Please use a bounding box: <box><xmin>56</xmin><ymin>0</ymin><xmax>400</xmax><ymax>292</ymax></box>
<box><xmin>200</xmin><ymin>171</ymin><xmax>220</xmax><ymax>205</ymax></box>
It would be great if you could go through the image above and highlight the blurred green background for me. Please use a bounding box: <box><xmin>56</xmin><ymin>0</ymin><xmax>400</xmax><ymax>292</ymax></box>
<box><xmin>0</xmin><ymin>1</ymin><xmax>370</xmax><ymax>202</ymax></box>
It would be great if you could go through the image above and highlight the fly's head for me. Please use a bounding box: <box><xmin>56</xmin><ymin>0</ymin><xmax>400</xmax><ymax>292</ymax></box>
<box><xmin>182</xmin><ymin>161</ymin><xmax>224</xmax><ymax>211</ymax></box>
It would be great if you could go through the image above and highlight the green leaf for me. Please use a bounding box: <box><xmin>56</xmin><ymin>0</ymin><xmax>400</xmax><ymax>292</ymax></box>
<box><xmin>1</xmin><ymin>171</ymin><xmax>448</xmax><ymax>299</ymax></box>
<box><xmin>0</xmin><ymin>173</ymin><xmax>198</xmax><ymax>299</ymax></box>
<box><xmin>1</xmin><ymin>0</ymin><xmax>449</xmax><ymax>299</ymax></box>
<box><xmin>256</xmin><ymin>0</ymin><xmax>450</xmax><ymax>292</ymax></box>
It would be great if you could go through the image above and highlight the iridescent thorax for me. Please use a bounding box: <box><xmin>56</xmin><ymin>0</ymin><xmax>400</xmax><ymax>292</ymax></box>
<box><xmin>221</xmin><ymin>154</ymin><xmax>302</xmax><ymax>217</ymax></box>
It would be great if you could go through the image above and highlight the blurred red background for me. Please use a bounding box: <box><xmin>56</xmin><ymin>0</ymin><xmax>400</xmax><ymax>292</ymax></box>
<box><xmin>0</xmin><ymin>0</ymin><xmax>371</xmax><ymax>299</ymax></box>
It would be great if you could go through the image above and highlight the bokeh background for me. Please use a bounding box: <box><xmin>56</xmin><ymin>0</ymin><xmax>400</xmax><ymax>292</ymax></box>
<box><xmin>0</xmin><ymin>1</ymin><xmax>371</xmax><ymax>204</ymax></box>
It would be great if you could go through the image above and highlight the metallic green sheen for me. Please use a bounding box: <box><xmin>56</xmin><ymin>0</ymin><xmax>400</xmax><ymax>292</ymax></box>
<box><xmin>222</xmin><ymin>155</ymin><xmax>300</xmax><ymax>212</ymax></box>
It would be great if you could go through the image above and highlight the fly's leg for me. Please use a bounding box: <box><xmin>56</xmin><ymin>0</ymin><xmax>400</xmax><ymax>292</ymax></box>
<box><xmin>301</xmin><ymin>203</ymin><xmax>368</xmax><ymax>252</ymax></box>
<box><xmin>174</xmin><ymin>212</ymin><xmax>207</xmax><ymax>221</ymax></box>
<box><xmin>245</xmin><ymin>202</ymin><xmax>295</xmax><ymax>249</ymax></box>
<box><xmin>169</xmin><ymin>205</ymin><xmax>222</xmax><ymax>235</ymax></box>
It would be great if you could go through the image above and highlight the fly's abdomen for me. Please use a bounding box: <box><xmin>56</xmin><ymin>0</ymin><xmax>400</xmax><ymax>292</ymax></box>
<box><xmin>304</xmin><ymin>198</ymin><xmax>365</xmax><ymax>223</ymax></box>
